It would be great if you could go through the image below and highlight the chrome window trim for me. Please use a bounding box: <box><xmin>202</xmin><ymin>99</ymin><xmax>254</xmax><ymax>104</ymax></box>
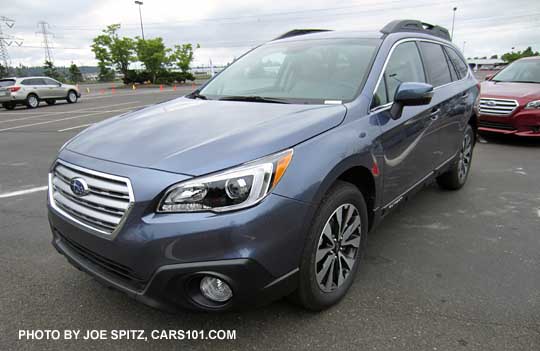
<box><xmin>48</xmin><ymin>159</ymin><xmax>135</xmax><ymax>240</ymax></box>
<box><xmin>369</xmin><ymin>37</ymin><xmax>471</xmax><ymax>114</ymax></box>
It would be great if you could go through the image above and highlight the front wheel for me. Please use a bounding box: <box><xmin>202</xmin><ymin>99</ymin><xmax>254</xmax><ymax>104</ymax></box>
<box><xmin>67</xmin><ymin>90</ymin><xmax>78</xmax><ymax>103</ymax></box>
<box><xmin>293</xmin><ymin>181</ymin><xmax>368</xmax><ymax>311</ymax></box>
<box><xmin>437</xmin><ymin>124</ymin><xmax>475</xmax><ymax>190</ymax></box>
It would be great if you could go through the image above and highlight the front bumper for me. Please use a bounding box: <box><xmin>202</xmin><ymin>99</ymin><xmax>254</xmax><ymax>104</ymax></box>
<box><xmin>478</xmin><ymin>109</ymin><xmax>540</xmax><ymax>137</ymax></box>
<box><xmin>48</xmin><ymin>151</ymin><xmax>312</xmax><ymax>311</ymax></box>
<box><xmin>51</xmin><ymin>229</ymin><xmax>298</xmax><ymax>311</ymax></box>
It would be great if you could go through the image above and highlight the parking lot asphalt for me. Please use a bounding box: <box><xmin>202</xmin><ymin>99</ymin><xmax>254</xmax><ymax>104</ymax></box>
<box><xmin>0</xmin><ymin>90</ymin><xmax>539</xmax><ymax>350</ymax></box>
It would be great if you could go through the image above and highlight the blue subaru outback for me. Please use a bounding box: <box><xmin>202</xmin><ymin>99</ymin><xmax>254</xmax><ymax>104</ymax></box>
<box><xmin>48</xmin><ymin>20</ymin><xmax>478</xmax><ymax>311</ymax></box>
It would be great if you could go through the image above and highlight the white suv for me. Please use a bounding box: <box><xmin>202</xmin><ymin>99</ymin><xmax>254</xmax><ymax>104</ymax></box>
<box><xmin>0</xmin><ymin>76</ymin><xmax>81</xmax><ymax>110</ymax></box>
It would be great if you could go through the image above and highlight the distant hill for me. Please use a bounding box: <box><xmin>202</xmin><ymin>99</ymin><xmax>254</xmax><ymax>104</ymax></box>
<box><xmin>11</xmin><ymin>66</ymin><xmax>98</xmax><ymax>77</ymax></box>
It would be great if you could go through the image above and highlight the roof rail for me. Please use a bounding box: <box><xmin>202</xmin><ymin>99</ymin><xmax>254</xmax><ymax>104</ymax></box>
<box><xmin>272</xmin><ymin>29</ymin><xmax>332</xmax><ymax>41</ymax></box>
<box><xmin>381</xmin><ymin>20</ymin><xmax>451</xmax><ymax>41</ymax></box>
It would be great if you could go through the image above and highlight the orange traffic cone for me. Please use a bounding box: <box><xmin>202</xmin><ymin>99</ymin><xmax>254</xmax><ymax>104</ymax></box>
<box><xmin>173</xmin><ymin>85</ymin><xmax>177</xmax><ymax>91</ymax></box>
<box><xmin>159</xmin><ymin>84</ymin><xmax>164</xmax><ymax>91</ymax></box>
<box><xmin>191</xmin><ymin>82</ymin><xmax>195</xmax><ymax>90</ymax></box>
<box><xmin>111</xmin><ymin>87</ymin><xmax>116</xmax><ymax>94</ymax></box>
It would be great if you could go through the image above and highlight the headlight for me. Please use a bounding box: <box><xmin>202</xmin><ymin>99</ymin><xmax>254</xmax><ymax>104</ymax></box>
<box><xmin>158</xmin><ymin>149</ymin><xmax>293</xmax><ymax>213</ymax></box>
<box><xmin>525</xmin><ymin>100</ymin><xmax>540</xmax><ymax>110</ymax></box>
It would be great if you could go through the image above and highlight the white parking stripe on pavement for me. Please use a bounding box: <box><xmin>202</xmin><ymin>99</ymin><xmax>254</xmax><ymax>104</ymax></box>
<box><xmin>0</xmin><ymin>105</ymin><xmax>147</xmax><ymax>132</ymax></box>
<box><xmin>57</xmin><ymin>124</ymin><xmax>92</xmax><ymax>132</ymax></box>
<box><xmin>0</xmin><ymin>101</ymin><xmax>141</xmax><ymax>124</ymax></box>
<box><xmin>0</xmin><ymin>186</ymin><xmax>48</xmax><ymax>199</ymax></box>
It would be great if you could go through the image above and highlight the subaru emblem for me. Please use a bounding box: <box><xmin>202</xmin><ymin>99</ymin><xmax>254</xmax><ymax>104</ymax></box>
<box><xmin>70</xmin><ymin>177</ymin><xmax>89</xmax><ymax>196</ymax></box>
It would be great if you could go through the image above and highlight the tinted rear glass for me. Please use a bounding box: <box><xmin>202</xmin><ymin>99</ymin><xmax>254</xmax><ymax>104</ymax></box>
<box><xmin>0</xmin><ymin>79</ymin><xmax>15</xmax><ymax>87</ymax></box>
<box><xmin>445</xmin><ymin>47</ymin><xmax>469</xmax><ymax>78</ymax></box>
<box><xmin>419</xmin><ymin>42</ymin><xmax>452</xmax><ymax>87</ymax></box>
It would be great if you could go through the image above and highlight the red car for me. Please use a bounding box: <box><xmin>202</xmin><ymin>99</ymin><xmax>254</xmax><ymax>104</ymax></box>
<box><xmin>477</xmin><ymin>56</ymin><xmax>540</xmax><ymax>137</ymax></box>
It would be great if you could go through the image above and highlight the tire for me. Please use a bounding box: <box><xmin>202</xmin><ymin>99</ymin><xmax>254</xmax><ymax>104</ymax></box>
<box><xmin>2</xmin><ymin>102</ymin><xmax>15</xmax><ymax>110</ymax></box>
<box><xmin>67</xmin><ymin>90</ymin><xmax>78</xmax><ymax>103</ymax></box>
<box><xmin>293</xmin><ymin>181</ymin><xmax>368</xmax><ymax>311</ymax></box>
<box><xmin>436</xmin><ymin>124</ymin><xmax>475</xmax><ymax>190</ymax></box>
<box><xmin>45</xmin><ymin>99</ymin><xmax>56</xmax><ymax>106</ymax></box>
<box><xmin>25</xmin><ymin>94</ymin><xmax>39</xmax><ymax>109</ymax></box>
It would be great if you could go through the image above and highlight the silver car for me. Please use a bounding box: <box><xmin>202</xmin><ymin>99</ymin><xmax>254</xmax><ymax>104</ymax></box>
<box><xmin>0</xmin><ymin>76</ymin><xmax>81</xmax><ymax>110</ymax></box>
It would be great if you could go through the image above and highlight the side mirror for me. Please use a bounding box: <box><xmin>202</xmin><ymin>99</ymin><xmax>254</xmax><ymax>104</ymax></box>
<box><xmin>390</xmin><ymin>82</ymin><xmax>434</xmax><ymax>120</ymax></box>
<box><xmin>484</xmin><ymin>74</ymin><xmax>493</xmax><ymax>81</ymax></box>
<box><xmin>58</xmin><ymin>83</ymin><xmax>63</xmax><ymax>87</ymax></box>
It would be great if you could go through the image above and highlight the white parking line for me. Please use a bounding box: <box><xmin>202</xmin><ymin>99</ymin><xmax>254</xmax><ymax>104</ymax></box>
<box><xmin>57</xmin><ymin>123</ymin><xmax>92</xmax><ymax>132</ymax></box>
<box><xmin>0</xmin><ymin>101</ymin><xmax>141</xmax><ymax>124</ymax></box>
<box><xmin>0</xmin><ymin>186</ymin><xmax>48</xmax><ymax>199</ymax></box>
<box><xmin>0</xmin><ymin>105</ymin><xmax>143</xmax><ymax>132</ymax></box>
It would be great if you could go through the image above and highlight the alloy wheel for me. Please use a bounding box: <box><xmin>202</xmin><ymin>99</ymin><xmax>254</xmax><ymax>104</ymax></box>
<box><xmin>315</xmin><ymin>203</ymin><xmax>361</xmax><ymax>293</ymax></box>
<box><xmin>458</xmin><ymin>132</ymin><xmax>472</xmax><ymax>182</ymax></box>
<box><xmin>68</xmin><ymin>92</ymin><xmax>77</xmax><ymax>102</ymax></box>
<box><xmin>28</xmin><ymin>95</ymin><xmax>38</xmax><ymax>108</ymax></box>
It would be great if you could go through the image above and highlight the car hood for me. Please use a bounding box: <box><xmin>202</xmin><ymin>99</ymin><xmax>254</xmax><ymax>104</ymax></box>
<box><xmin>66</xmin><ymin>97</ymin><xmax>347</xmax><ymax>175</ymax></box>
<box><xmin>481</xmin><ymin>81</ymin><xmax>540</xmax><ymax>101</ymax></box>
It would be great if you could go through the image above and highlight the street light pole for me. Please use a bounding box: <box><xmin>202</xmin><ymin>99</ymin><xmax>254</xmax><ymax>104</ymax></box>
<box><xmin>135</xmin><ymin>1</ymin><xmax>145</xmax><ymax>40</ymax></box>
<box><xmin>451</xmin><ymin>6</ymin><xmax>457</xmax><ymax>41</ymax></box>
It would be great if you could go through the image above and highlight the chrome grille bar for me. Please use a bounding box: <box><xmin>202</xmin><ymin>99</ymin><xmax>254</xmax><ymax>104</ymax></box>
<box><xmin>49</xmin><ymin>160</ymin><xmax>135</xmax><ymax>237</ymax></box>
<box><xmin>479</xmin><ymin>98</ymin><xmax>518</xmax><ymax>116</ymax></box>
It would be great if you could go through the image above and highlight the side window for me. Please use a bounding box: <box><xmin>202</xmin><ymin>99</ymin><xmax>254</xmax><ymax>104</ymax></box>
<box><xmin>371</xmin><ymin>77</ymin><xmax>389</xmax><ymax>109</ymax></box>
<box><xmin>380</xmin><ymin>41</ymin><xmax>426</xmax><ymax>105</ymax></box>
<box><xmin>444</xmin><ymin>50</ymin><xmax>459</xmax><ymax>81</ymax></box>
<box><xmin>31</xmin><ymin>79</ymin><xmax>47</xmax><ymax>85</ymax></box>
<box><xmin>21</xmin><ymin>79</ymin><xmax>33</xmax><ymax>85</ymax></box>
<box><xmin>43</xmin><ymin>78</ymin><xmax>58</xmax><ymax>85</ymax></box>
<box><xmin>419</xmin><ymin>42</ymin><xmax>452</xmax><ymax>87</ymax></box>
<box><xmin>445</xmin><ymin>47</ymin><xmax>469</xmax><ymax>78</ymax></box>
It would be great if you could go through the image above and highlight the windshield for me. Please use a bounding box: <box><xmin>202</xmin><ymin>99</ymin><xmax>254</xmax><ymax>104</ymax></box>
<box><xmin>0</xmin><ymin>79</ymin><xmax>15</xmax><ymax>87</ymax></box>
<box><xmin>199</xmin><ymin>38</ymin><xmax>380</xmax><ymax>104</ymax></box>
<box><xmin>493</xmin><ymin>59</ymin><xmax>540</xmax><ymax>83</ymax></box>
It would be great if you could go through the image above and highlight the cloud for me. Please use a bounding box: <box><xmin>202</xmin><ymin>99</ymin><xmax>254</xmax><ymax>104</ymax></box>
<box><xmin>2</xmin><ymin>0</ymin><xmax>539</xmax><ymax>67</ymax></box>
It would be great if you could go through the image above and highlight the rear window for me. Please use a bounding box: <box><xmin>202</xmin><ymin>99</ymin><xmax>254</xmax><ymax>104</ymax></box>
<box><xmin>445</xmin><ymin>47</ymin><xmax>469</xmax><ymax>79</ymax></box>
<box><xmin>419</xmin><ymin>42</ymin><xmax>452</xmax><ymax>87</ymax></box>
<box><xmin>0</xmin><ymin>79</ymin><xmax>15</xmax><ymax>87</ymax></box>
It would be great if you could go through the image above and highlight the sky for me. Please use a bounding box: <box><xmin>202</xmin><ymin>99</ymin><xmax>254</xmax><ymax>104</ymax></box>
<box><xmin>1</xmin><ymin>0</ymin><xmax>539</xmax><ymax>68</ymax></box>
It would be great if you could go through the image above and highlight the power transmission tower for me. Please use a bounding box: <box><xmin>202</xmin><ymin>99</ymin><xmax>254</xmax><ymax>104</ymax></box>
<box><xmin>0</xmin><ymin>16</ymin><xmax>16</xmax><ymax>73</ymax></box>
<box><xmin>37</xmin><ymin>21</ymin><xmax>54</xmax><ymax>63</ymax></box>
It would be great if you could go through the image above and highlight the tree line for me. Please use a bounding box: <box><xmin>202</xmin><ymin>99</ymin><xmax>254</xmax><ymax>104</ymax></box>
<box><xmin>91</xmin><ymin>24</ymin><xmax>199</xmax><ymax>84</ymax></box>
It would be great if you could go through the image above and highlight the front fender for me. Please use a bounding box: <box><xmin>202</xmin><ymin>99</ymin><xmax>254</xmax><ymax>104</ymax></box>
<box><xmin>273</xmin><ymin>114</ymin><xmax>382</xmax><ymax>207</ymax></box>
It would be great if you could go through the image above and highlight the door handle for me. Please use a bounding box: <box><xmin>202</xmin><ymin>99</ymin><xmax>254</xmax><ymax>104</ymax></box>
<box><xmin>429</xmin><ymin>108</ymin><xmax>440</xmax><ymax>121</ymax></box>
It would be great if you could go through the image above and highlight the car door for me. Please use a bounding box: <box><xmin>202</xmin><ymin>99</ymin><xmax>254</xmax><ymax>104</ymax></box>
<box><xmin>29</xmin><ymin>78</ymin><xmax>50</xmax><ymax>98</ymax></box>
<box><xmin>417</xmin><ymin>41</ymin><xmax>462</xmax><ymax>165</ymax></box>
<box><xmin>21</xmin><ymin>78</ymin><xmax>41</xmax><ymax>97</ymax></box>
<box><xmin>371</xmin><ymin>41</ymin><xmax>439</xmax><ymax>206</ymax></box>
<box><xmin>43</xmin><ymin>78</ymin><xmax>64</xmax><ymax>98</ymax></box>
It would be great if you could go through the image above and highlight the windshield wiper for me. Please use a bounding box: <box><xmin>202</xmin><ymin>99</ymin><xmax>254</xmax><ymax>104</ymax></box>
<box><xmin>492</xmin><ymin>80</ymin><xmax>539</xmax><ymax>84</ymax></box>
<box><xmin>507</xmin><ymin>80</ymin><xmax>539</xmax><ymax>84</ymax></box>
<box><xmin>218</xmin><ymin>95</ymin><xmax>290</xmax><ymax>104</ymax></box>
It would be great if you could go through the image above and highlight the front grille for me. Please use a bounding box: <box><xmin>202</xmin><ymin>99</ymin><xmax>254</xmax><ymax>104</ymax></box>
<box><xmin>478</xmin><ymin>98</ymin><xmax>518</xmax><ymax>116</ymax></box>
<box><xmin>50</xmin><ymin>160</ymin><xmax>134</xmax><ymax>236</ymax></box>
<box><xmin>56</xmin><ymin>230</ymin><xmax>146</xmax><ymax>291</ymax></box>
<box><xmin>478</xmin><ymin>120</ymin><xmax>516</xmax><ymax>131</ymax></box>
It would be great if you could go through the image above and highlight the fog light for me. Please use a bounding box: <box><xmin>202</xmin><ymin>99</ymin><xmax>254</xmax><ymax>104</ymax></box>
<box><xmin>200</xmin><ymin>276</ymin><xmax>233</xmax><ymax>302</ymax></box>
